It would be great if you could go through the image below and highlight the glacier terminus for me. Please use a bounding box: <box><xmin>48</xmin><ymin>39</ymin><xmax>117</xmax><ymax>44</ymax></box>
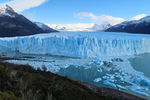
<box><xmin>0</xmin><ymin>32</ymin><xmax>150</xmax><ymax>58</ymax></box>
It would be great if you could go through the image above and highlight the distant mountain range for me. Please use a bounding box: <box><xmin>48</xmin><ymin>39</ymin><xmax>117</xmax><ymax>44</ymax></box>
<box><xmin>47</xmin><ymin>23</ymin><xmax>111</xmax><ymax>32</ymax></box>
<box><xmin>1</xmin><ymin>5</ymin><xmax>150</xmax><ymax>36</ymax></box>
<box><xmin>34</xmin><ymin>22</ymin><xmax>57</xmax><ymax>32</ymax></box>
<box><xmin>0</xmin><ymin>5</ymin><xmax>57</xmax><ymax>37</ymax></box>
<box><xmin>106</xmin><ymin>16</ymin><xmax>150</xmax><ymax>34</ymax></box>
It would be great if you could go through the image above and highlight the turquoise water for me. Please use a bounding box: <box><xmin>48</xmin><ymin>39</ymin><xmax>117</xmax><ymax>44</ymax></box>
<box><xmin>129</xmin><ymin>53</ymin><xmax>150</xmax><ymax>77</ymax></box>
<box><xmin>57</xmin><ymin>65</ymin><xmax>106</xmax><ymax>87</ymax></box>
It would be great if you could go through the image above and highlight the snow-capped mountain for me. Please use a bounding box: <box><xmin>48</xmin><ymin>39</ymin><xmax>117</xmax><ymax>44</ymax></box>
<box><xmin>47</xmin><ymin>23</ymin><xmax>111</xmax><ymax>32</ymax></box>
<box><xmin>35</xmin><ymin>22</ymin><xmax>58</xmax><ymax>32</ymax></box>
<box><xmin>106</xmin><ymin>16</ymin><xmax>150</xmax><ymax>34</ymax></box>
<box><xmin>0</xmin><ymin>5</ymin><xmax>57</xmax><ymax>37</ymax></box>
<box><xmin>0</xmin><ymin>5</ymin><xmax>16</xmax><ymax>17</ymax></box>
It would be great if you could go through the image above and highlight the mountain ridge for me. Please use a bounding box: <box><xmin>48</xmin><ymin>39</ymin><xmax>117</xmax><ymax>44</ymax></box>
<box><xmin>106</xmin><ymin>15</ymin><xmax>150</xmax><ymax>34</ymax></box>
<box><xmin>0</xmin><ymin>5</ymin><xmax>57</xmax><ymax>37</ymax></box>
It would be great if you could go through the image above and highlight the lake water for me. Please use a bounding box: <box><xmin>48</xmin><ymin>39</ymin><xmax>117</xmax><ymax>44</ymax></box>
<box><xmin>129</xmin><ymin>53</ymin><xmax>150</xmax><ymax>77</ymax></box>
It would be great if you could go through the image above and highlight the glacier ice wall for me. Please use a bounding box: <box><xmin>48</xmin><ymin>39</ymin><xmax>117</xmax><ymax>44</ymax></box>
<box><xmin>0</xmin><ymin>32</ymin><xmax>150</xmax><ymax>58</ymax></box>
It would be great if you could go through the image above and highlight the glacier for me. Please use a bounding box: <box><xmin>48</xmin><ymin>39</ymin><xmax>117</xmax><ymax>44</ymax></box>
<box><xmin>1</xmin><ymin>32</ymin><xmax>150</xmax><ymax>98</ymax></box>
<box><xmin>0</xmin><ymin>32</ymin><xmax>150</xmax><ymax>58</ymax></box>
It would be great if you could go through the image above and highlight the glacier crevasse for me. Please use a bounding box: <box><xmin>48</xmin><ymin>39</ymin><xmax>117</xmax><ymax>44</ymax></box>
<box><xmin>0</xmin><ymin>32</ymin><xmax>150</xmax><ymax>58</ymax></box>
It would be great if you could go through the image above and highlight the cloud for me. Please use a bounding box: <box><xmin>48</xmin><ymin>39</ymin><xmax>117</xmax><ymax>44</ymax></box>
<box><xmin>75</xmin><ymin>12</ymin><xmax>149</xmax><ymax>25</ymax></box>
<box><xmin>131</xmin><ymin>14</ymin><xmax>147</xmax><ymax>20</ymax></box>
<box><xmin>0</xmin><ymin>0</ymin><xmax>48</xmax><ymax>12</ymax></box>
<box><xmin>74</xmin><ymin>12</ymin><xmax>125</xmax><ymax>25</ymax></box>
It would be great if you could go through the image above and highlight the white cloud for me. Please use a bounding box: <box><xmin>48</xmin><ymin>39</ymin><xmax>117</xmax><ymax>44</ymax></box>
<box><xmin>74</xmin><ymin>12</ymin><xmax>125</xmax><ymax>25</ymax></box>
<box><xmin>0</xmin><ymin>0</ymin><xmax>48</xmax><ymax>12</ymax></box>
<box><xmin>74</xmin><ymin>12</ymin><xmax>150</xmax><ymax>25</ymax></box>
<box><xmin>131</xmin><ymin>14</ymin><xmax>147</xmax><ymax>20</ymax></box>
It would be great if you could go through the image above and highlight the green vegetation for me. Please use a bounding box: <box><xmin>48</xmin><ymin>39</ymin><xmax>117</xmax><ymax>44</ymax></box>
<box><xmin>0</xmin><ymin>92</ymin><xmax>24</xmax><ymax>100</ymax></box>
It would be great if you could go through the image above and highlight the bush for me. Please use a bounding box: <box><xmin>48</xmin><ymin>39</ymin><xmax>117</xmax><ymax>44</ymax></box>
<box><xmin>0</xmin><ymin>92</ymin><xmax>24</xmax><ymax>100</ymax></box>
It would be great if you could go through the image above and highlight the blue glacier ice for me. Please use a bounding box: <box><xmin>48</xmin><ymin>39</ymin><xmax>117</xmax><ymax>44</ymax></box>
<box><xmin>1</xmin><ymin>32</ymin><xmax>150</xmax><ymax>98</ymax></box>
<box><xmin>0</xmin><ymin>32</ymin><xmax>150</xmax><ymax>58</ymax></box>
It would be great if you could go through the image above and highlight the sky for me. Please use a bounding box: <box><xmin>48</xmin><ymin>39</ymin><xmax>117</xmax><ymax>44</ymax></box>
<box><xmin>0</xmin><ymin>0</ymin><xmax>150</xmax><ymax>25</ymax></box>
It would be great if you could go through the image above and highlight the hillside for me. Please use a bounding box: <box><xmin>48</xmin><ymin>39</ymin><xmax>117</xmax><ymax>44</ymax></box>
<box><xmin>106</xmin><ymin>16</ymin><xmax>150</xmax><ymax>34</ymax></box>
<box><xmin>0</xmin><ymin>5</ymin><xmax>57</xmax><ymax>37</ymax></box>
<box><xmin>0</xmin><ymin>61</ymin><xmax>146</xmax><ymax>100</ymax></box>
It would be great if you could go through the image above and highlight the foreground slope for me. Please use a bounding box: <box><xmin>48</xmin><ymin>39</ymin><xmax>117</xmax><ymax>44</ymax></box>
<box><xmin>0</xmin><ymin>61</ymin><xmax>145</xmax><ymax>100</ymax></box>
<box><xmin>0</xmin><ymin>5</ymin><xmax>57</xmax><ymax>37</ymax></box>
<box><xmin>106</xmin><ymin>16</ymin><xmax>150</xmax><ymax>34</ymax></box>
